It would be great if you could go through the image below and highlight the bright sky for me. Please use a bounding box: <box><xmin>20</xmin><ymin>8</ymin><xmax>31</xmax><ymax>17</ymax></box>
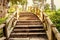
<box><xmin>47</xmin><ymin>0</ymin><xmax>60</xmax><ymax>9</ymax></box>
<box><xmin>27</xmin><ymin>0</ymin><xmax>60</xmax><ymax>9</ymax></box>
<box><xmin>27</xmin><ymin>0</ymin><xmax>33</xmax><ymax>6</ymax></box>
<box><xmin>54</xmin><ymin>0</ymin><xmax>60</xmax><ymax>9</ymax></box>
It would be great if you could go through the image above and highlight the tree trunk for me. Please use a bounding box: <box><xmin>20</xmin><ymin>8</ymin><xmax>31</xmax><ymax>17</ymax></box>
<box><xmin>22</xmin><ymin>4</ymin><xmax>27</xmax><ymax>11</ymax></box>
<box><xmin>22</xmin><ymin>5</ymin><xmax>24</xmax><ymax>11</ymax></box>
<box><xmin>51</xmin><ymin>0</ymin><xmax>54</xmax><ymax>11</ymax></box>
<box><xmin>25</xmin><ymin>4</ymin><xmax>27</xmax><ymax>11</ymax></box>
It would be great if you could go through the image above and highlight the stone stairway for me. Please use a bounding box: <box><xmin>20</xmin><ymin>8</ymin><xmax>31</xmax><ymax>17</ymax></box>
<box><xmin>9</xmin><ymin>12</ymin><xmax>48</xmax><ymax>40</ymax></box>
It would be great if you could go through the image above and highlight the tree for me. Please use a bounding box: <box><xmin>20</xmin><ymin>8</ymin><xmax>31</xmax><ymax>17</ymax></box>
<box><xmin>20</xmin><ymin>0</ymin><xmax>27</xmax><ymax>11</ymax></box>
<box><xmin>51</xmin><ymin>0</ymin><xmax>54</xmax><ymax>11</ymax></box>
<box><xmin>44</xmin><ymin>3</ymin><xmax>50</xmax><ymax>10</ymax></box>
<box><xmin>10</xmin><ymin>0</ymin><xmax>27</xmax><ymax>11</ymax></box>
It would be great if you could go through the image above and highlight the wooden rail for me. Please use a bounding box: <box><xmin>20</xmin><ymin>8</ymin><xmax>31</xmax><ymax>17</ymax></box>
<box><xmin>52</xmin><ymin>25</ymin><xmax>60</xmax><ymax>40</ymax></box>
<box><xmin>37</xmin><ymin>11</ymin><xmax>60</xmax><ymax>40</ymax></box>
<box><xmin>5</xmin><ymin>11</ymin><xmax>17</xmax><ymax>39</ymax></box>
<box><xmin>25</xmin><ymin>7</ymin><xmax>60</xmax><ymax>40</ymax></box>
<box><xmin>27</xmin><ymin>7</ymin><xmax>60</xmax><ymax>40</ymax></box>
<box><xmin>0</xmin><ymin>9</ymin><xmax>60</xmax><ymax>40</ymax></box>
<box><xmin>28</xmin><ymin>6</ymin><xmax>60</xmax><ymax>40</ymax></box>
<box><xmin>42</xmin><ymin>12</ymin><xmax>53</xmax><ymax>40</ymax></box>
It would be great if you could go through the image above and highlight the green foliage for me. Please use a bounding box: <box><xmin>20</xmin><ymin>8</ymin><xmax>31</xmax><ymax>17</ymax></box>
<box><xmin>45</xmin><ymin>9</ymin><xmax>60</xmax><ymax>32</ymax></box>
<box><xmin>20</xmin><ymin>0</ymin><xmax>27</xmax><ymax>5</ymax></box>
<box><xmin>53</xmin><ymin>4</ymin><xmax>56</xmax><ymax>11</ymax></box>
<box><xmin>44</xmin><ymin>3</ymin><xmax>56</xmax><ymax>11</ymax></box>
<box><xmin>10</xmin><ymin>0</ymin><xmax>17</xmax><ymax>5</ymax></box>
<box><xmin>10</xmin><ymin>0</ymin><xmax>27</xmax><ymax>5</ymax></box>
<box><xmin>8</xmin><ymin>7</ymin><xmax>16</xmax><ymax>13</ymax></box>
<box><xmin>0</xmin><ymin>17</ymin><xmax>7</xmax><ymax>24</ymax></box>
<box><xmin>44</xmin><ymin>3</ymin><xmax>50</xmax><ymax>10</ymax></box>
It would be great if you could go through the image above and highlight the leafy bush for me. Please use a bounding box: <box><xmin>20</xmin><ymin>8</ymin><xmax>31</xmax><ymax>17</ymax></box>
<box><xmin>45</xmin><ymin>9</ymin><xmax>60</xmax><ymax>32</ymax></box>
<box><xmin>0</xmin><ymin>17</ymin><xmax>8</xmax><ymax>37</ymax></box>
<box><xmin>8</xmin><ymin>7</ymin><xmax>16</xmax><ymax>13</ymax></box>
<box><xmin>0</xmin><ymin>17</ymin><xmax>7</xmax><ymax>24</ymax></box>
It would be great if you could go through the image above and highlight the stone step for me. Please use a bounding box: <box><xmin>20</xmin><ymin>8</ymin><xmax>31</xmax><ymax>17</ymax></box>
<box><xmin>10</xmin><ymin>34</ymin><xmax>47</xmax><ymax>38</ymax></box>
<box><xmin>13</xmin><ymin>31</ymin><xmax>45</xmax><ymax>33</ymax></box>
<box><xmin>16</xmin><ymin>23</ymin><xmax>41</xmax><ymax>25</ymax></box>
<box><xmin>9</xmin><ymin>37</ymin><xmax>48</xmax><ymax>40</ymax></box>
<box><xmin>19</xmin><ymin>14</ymin><xmax>36</xmax><ymax>17</ymax></box>
<box><xmin>14</xmin><ymin>26</ymin><xmax>43</xmax><ymax>29</ymax></box>
<box><xmin>19</xmin><ymin>12</ymin><xmax>34</xmax><ymax>15</ymax></box>
<box><xmin>17</xmin><ymin>20</ymin><xmax>41</xmax><ymax>22</ymax></box>
<box><xmin>10</xmin><ymin>32</ymin><xmax>46</xmax><ymax>38</ymax></box>
<box><xmin>15</xmin><ymin>25</ymin><xmax>44</xmax><ymax>29</ymax></box>
<box><xmin>13</xmin><ymin>29</ymin><xmax>45</xmax><ymax>33</ymax></box>
<box><xmin>15</xmin><ymin>25</ymin><xmax>43</xmax><ymax>28</ymax></box>
<box><xmin>16</xmin><ymin>20</ymin><xmax>42</xmax><ymax>25</ymax></box>
<box><xmin>11</xmin><ymin>32</ymin><xmax>46</xmax><ymax>35</ymax></box>
<box><xmin>9</xmin><ymin>12</ymin><xmax>48</xmax><ymax>40</ymax></box>
<box><xmin>14</xmin><ymin>29</ymin><xmax>44</xmax><ymax>31</ymax></box>
<box><xmin>9</xmin><ymin>38</ymin><xmax>29</xmax><ymax>40</ymax></box>
<box><xmin>18</xmin><ymin>16</ymin><xmax>39</xmax><ymax>20</ymax></box>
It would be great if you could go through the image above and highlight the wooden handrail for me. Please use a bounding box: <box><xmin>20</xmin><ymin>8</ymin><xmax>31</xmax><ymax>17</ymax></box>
<box><xmin>6</xmin><ymin>11</ymin><xmax>17</xmax><ymax>24</ymax></box>
<box><xmin>52</xmin><ymin>25</ymin><xmax>60</xmax><ymax>40</ymax></box>
<box><xmin>44</xmin><ymin>13</ymin><xmax>60</xmax><ymax>40</ymax></box>
<box><xmin>34</xmin><ymin>10</ymin><xmax>52</xmax><ymax>40</ymax></box>
<box><xmin>5</xmin><ymin>11</ymin><xmax>17</xmax><ymax>38</ymax></box>
<box><xmin>45</xmin><ymin>16</ymin><xmax>53</xmax><ymax>25</ymax></box>
<box><xmin>0</xmin><ymin>24</ymin><xmax>5</xmax><ymax>29</ymax></box>
<box><xmin>42</xmin><ymin>13</ymin><xmax>52</xmax><ymax>40</ymax></box>
<box><xmin>28</xmin><ymin>9</ymin><xmax>60</xmax><ymax>40</ymax></box>
<box><xmin>40</xmin><ymin>12</ymin><xmax>60</xmax><ymax>40</ymax></box>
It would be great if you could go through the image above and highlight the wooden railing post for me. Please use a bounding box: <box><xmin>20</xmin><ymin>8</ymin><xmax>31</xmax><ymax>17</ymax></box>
<box><xmin>52</xmin><ymin>25</ymin><xmax>60</xmax><ymax>40</ymax></box>
<box><xmin>5</xmin><ymin>23</ymin><xmax>9</xmax><ymax>40</ymax></box>
<box><xmin>41</xmin><ymin>12</ymin><xmax>60</xmax><ymax>40</ymax></box>
<box><xmin>41</xmin><ymin>12</ymin><xmax>53</xmax><ymax>40</ymax></box>
<box><xmin>5</xmin><ymin>11</ymin><xmax>17</xmax><ymax>40</ymax></box>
